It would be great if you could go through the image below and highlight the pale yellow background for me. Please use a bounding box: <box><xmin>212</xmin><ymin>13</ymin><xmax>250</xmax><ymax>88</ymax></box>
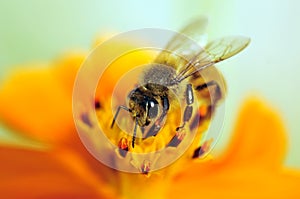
<box><xmin>0</xmin><ymin>0</ymin><xmax>299</xmax><ymax>167</ymax></box>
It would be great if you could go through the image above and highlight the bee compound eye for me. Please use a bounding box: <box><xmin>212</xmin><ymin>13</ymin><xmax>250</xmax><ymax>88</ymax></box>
<box><xmin>147</xmin><ymin>99</ymin><xmax>159</xmax><ymax>118</ymax></box>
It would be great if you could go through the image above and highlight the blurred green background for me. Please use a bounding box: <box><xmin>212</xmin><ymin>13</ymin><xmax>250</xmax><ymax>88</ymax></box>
<box><xmin>0</xmin><ymin>0</ymin><xmax>299</xmax><ymax>167</ymax></box>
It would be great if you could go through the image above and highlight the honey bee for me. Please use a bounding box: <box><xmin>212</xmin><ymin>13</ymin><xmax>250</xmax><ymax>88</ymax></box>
<box><xmin>111</xmin><ymin>17</ymin><xmax>250</xmax><ymax>148</ymax></box>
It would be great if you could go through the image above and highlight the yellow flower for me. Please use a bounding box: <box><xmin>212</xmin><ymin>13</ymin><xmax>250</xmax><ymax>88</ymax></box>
<box><xmin>0</xmin><ymin>48</ymin><xmax>300</xmax><ymax>199</ymax></box>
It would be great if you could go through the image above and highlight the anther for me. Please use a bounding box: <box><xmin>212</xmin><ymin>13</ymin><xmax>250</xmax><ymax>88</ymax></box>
<box><xmin>81</xmin><ymin>112</ymin><xmax>93</xmax><ymax>127</ymax></box>
<box><xmin>141</xmin><ymin>160</ymin><xmax>151</xmax><ymax>175</ymax></box>
<box><xmin>192</xmin><ymin>139</ymin><xmax>213</xmax><ymax>158</ymax></box>
<box><xmin>167</xmin><ymin>130</ymin><xmax>186</xmax><ymax>147</ymax></box>
<box><xmin>94</xmin><ymin>99</ymin><xmax>101</xmax><ymax>109</ymax></box>
<box><xmin>118</xmin><ymin>137</ymin><xmax>129</xmax><ymax>158</ymax></box>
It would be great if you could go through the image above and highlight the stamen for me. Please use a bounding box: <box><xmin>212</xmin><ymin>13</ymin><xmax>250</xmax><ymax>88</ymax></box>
<box><xmin>192</xmin><ymin>138</ymin><xmax>213</xmax><ymax>158</ymax></box>
<box><xmin>81</xmin><ymin>112</ymin><xmax>93</xmax><ymax>127</ymax></box>
<box><xmin>118</xmin><ymin>137</ymin><xmax>129</xmax><ymax>158</ymax></box>
<box><xmin>167</xmin><ymin>130</ymin><xmax>186</xmax><ymax>147</ymax></box>
<box><xmin>189</xmin><ymin>113</ymin><xmax>200</xmax><ymax>130</ymax></box>
<box><xmin>141</xmin><ymin>160</ymin><xmax>151</xmax><ymax>175</ymax></box>
<box><xmin>93</xmin><ymin>95</ymin><xmax>213</xmax><ymax>174</ymax></box>
<box><xmin>192</xmin><ymin>146</ymin><xmax>204</xmax><ymax>158</ymax></box>
<box><xmin>94</xmin><ymin>99</ymin><xmax>101</xmax><ymax>109</ymax></box>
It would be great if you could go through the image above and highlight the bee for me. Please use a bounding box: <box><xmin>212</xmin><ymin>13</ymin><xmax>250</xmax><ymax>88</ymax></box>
<box><xmin>111</xmin><ymin>17</ymin><xmax>250</xmax><ymax>148</ymax></box>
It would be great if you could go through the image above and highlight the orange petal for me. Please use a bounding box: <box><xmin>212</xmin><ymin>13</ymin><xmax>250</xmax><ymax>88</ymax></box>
<box><xmin>0</xmin><ymin>53</ymin><xmax>85</xmax><ymax>144</ymax></box>
<box><xmin>0</xmin><ymin>146</ymin><xmax>119</xmax><ymax>199</ymax></box>
<box><xmin>170</xmin><ymin>164</ymin><xmax>300</xmax><ymax>199</ymax></box>
<box><xmin>169</xmin><ymin>98</ymin><xmax>300</xmax><ymax>199</ymax></box>
<box><xmin>220</xmin><ymin>97</ymin><xmax>287</xmax><ymax>169</ymax></box>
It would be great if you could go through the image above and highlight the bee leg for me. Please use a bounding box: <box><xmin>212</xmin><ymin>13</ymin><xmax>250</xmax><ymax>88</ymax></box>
<box><xmin>111</xmin><ymin>105</ymin><xmax>131</xmax><ymax>128</ymax></box>
<box><xmin>145</xmin><ymin>96</ymin><xmax>169</xmax><ymax>137</ymax></box>
<box><xmin>176</xmin><ymin>84</ymin><xmax>194</xmax><ymax>131</ymax></box>
<box><xmin>144</xmin><ymin>111</ymin><xmax>167</xmax><ymax>137</ymax></box>
<box><xmin>132</xmin><ymin>118</ymin><xmax>138</xmax><ymax>148</ymax></box>
<box><xmin>139</xmin><ymin>126</ymin><xmax>145</xmax><ymax>134</ymax></box>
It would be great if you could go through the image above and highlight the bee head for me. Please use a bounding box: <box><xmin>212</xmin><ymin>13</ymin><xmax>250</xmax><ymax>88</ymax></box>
<box><xmin>128</xmin><ymin>89</ymin><xmax>159</xmax><ymax>127</ymax></box>
<box><xmin>145</xmin><ymin>98</ymin><xmax>159</xmax><ymax>119</ymax></box>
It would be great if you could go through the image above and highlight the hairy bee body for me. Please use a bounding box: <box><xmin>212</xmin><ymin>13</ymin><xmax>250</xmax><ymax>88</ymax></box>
<box><xmin>141</xmin><ymin>64</ymin><xmax>177</xmax><ymax>87</ymax></box>
<box><xmin>111</xmin><ymin>17</ymin><xmax>250</xmax><ymax>148</ymax></box>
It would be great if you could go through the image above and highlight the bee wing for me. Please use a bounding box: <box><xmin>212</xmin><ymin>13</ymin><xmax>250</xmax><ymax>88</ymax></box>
<box><xmin>176</xmin><ymin>36</ymin><xmax>250</xmax><ymax>81</ymax></box>
<box><xmin>154</xmin><ymin>17</ymin><xmax>208</xmax><ymax>69</ymax></box>
<box><xmin>163</xmin><ymin>17</ymin><xmax>208</xmax><ymax>53</ymax></box>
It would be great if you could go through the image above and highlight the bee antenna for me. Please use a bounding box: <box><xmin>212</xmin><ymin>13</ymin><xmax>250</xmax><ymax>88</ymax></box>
<box><xmin>111</xmin><ymin>105</ymin><xmax>130</xmax><ymax>128</ymax></box>
<box><xmin>132</xmin><ymin>118</ymin><xmax>138</xmax><ymax>148</ymax></box>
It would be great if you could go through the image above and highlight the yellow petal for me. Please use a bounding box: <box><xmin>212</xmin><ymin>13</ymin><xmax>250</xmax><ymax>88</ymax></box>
<box><xmin>52</xmin><ymin>52</ymin><xmax>86</xmax><ymax>96</ymax></box>
<box><xmin>0</xmin><ymin>53</ymin><xmax>85</xmax><ymax>144</ymax></box>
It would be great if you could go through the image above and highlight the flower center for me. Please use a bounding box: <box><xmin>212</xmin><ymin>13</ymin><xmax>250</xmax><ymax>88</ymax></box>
<box><xmin>91</xmin><ymin>97</ymin><xmax>213</xmax><ymax>175</ymax></box>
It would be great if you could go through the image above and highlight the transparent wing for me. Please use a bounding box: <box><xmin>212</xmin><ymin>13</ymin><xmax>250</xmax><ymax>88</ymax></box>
<box><xmin>176</xmin><ymin>36</ymin><xmax>250</xmax><ymax>82</ymax></box>
<box><xmin>154</xmin><ymin>17</ymin><xmax>208</xmax><ymax>69</ymax></box>
<box><xmin>163</xmin><ymin>17</ymin><xmax>208</xmax><ymax>53</ymax></box>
